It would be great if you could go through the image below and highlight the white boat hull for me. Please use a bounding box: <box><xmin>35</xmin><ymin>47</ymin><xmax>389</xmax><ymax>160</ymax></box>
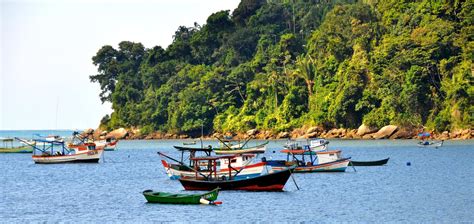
<box><xmin>32</xmin><ymin>149</ymin><xmax>103</xmax><ymax>164</ymax></box>
<box><xmin>417</xmin><ymin>141</ymin><xmax>444</xmax><ymax>148</ymax></box>
<box><xmin>214</xmin><ymin>145</ymin><xmax>266</xmax><ymax>154</ymax></box>
<box><xmin>162</xmin><ymin>160</ymin><xmax>265</xmax><ymax>180</ymax></box>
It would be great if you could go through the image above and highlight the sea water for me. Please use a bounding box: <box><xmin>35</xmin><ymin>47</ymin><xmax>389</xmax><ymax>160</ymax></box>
<box><xmin>0</xmin><ymin>130</ymin><xmax>473</xmax><ymax>223</ymax></box>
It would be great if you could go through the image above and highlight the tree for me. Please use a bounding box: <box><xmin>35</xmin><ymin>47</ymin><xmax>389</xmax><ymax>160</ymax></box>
<box><xmin>295</xmin><ymin>54</ymin><xmax>316</xmax><ymax>107</ymax></box>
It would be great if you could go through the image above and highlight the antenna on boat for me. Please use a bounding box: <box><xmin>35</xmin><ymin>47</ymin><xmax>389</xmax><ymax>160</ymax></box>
<box><xmin>55</xmin><ymin>96</ymin><xmax>59</xmax><ymax>130</ymax></box>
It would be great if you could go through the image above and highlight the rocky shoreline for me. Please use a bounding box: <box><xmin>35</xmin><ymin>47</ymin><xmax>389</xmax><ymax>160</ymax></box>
<box><xmin>94</xmin><ymin>125</ymin><xmax>473</xmax><ymax>141</ymax></box>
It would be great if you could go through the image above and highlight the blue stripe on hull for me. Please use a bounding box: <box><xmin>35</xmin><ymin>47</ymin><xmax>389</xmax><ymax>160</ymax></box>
<box><xmin>168</xmin><ymin>173</ymin><xmax>260</xmax><ymax>180</ymax></box>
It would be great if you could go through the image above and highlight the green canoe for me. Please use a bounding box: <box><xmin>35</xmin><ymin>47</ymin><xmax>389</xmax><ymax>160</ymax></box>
<box><xmin>142</xmin><ymin>188</ymin><xmax>220</xmax><ymax>205</ymax></box>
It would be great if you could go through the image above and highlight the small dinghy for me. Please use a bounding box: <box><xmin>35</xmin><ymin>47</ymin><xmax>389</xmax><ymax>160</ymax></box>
<box><xmin>417</xmin><ymin>140</ymin><xmax>444</xmax><ymax>148</ymax></box>
<box><xmin>142</xmin><ymin>188</ymin><xmax>221</xmax><ymax>205</ymax></box>
<box><xmin>350</xmin><ymin>157</ymin><xmax>389</xmax><ymax>166</ymax></box>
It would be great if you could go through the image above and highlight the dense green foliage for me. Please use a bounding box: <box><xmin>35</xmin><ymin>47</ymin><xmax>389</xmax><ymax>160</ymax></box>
<box><xmin>91</xmin><ymin>0</ymin><xmax>473</xmax><ymax>135</ymax></box>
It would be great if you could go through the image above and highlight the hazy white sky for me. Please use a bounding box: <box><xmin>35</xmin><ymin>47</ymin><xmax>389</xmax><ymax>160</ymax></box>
<box><xmin>1</xmin><ymin>0</ymin><xmax>240</xmax><ymax>130</ymax></box>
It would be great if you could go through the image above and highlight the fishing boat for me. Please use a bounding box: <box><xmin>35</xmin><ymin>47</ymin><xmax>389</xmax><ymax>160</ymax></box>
<box><xmin>417</xmin><ymin>132</ymin><xmax>444</xmax><ymax>148</ymax></box>
<box><xmin>95</xmin><ymin>137</ymin><xmax>118</xmax><ymax>151</ymax></box>
<box><xmin>17</xmin><ymin>138</ymin><xmax>104</xmax><ymax>164</ymax></box>
<box><xmin>173</xmin><ymin>141</ymin><xmax>268</xmax><ymax>154</ymax></box>
<box><xmin>142</xmin><ymin>188</ymin><xmax>221</xmax><ymax>205</ymax></box>
<box><xmin>350</xmin><ymin>157</ymin><xmax>389</xmax><ymax>166</ymax></box>
<box><xmin>178</xmin><ymin>155</ymin><xmax>295</xmax><ymax>191</ymax></box>
<box><xmin>0</xmin><ymin>138</ymin><xmax>32</xmax><ymax>153</ymax></box>
<box><xmin>213</xmin><ymin>141</ymin><xmax>268</xmax><ymax>154</ymax></box>
<box><xmin>212</xmin><ymin>137</ymin><xmax>268</xmax><ymax>154</ymax></box>
<box><xmin>267</xmin><ymin>149</ymin><xmax>351</xmax><ymax>172</ymax></box>
<box><xmin>159</xmin><ymin>150</ymin><xmax>266</xmax><ymax>180</ymax></box>
<box><xmin>183</xmin><ymin>141</ymin><xmax>197</xmax><ymax>145</ymax></box>
<box><xmin>284</xmin><ymin>138</ymin><xmax>329</xmax><ymax>152</ymax></box>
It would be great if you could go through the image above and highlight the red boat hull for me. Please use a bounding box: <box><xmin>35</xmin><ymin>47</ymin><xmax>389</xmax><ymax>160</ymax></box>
<box><xmin>179</xmin><ymin>167</ymin><xmax>293</xmax><ymax>191</ymax></box>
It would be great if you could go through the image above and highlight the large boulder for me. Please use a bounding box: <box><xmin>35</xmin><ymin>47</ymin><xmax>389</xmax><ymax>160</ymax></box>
<box><xmin>246</xmin><ymin>129</ymin><xmax>258</xmax><ymax>136</ymax></box>
<box><xmin>373</xmin><ymin>125</ymin><xmax>398</xmax><ymax>139</ymax></box>
<box><xmin>357</xmin><ymin>124</ymin><xmax>378</xmax><ymax>136</ymax></box>
<box><xmin>277</xmin><ymin>132</ymin><xmax>290</xmax><ymax>139</ymax></box>
<box><xmin>106</xmin><ymin>128</ymin><xmax>128</xmax><ymax>139</ymax></box>
<box><xmin>390</xmin><ymin>128</ymin><xmax>415</xmax><ymax>139</ymax></box>
<box><xmin>306</xmin><ymin>126</ymin><xmax>323</xmax><ymax>134</ymax></box>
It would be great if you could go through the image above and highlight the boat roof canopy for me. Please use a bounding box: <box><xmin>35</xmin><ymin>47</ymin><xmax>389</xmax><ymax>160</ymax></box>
<box><xmin>280</xmin><ymin>149</ymin><xmax>308</xmax><ymax>154</ymax></box>
<box><xmin>1</xmin><ymin>138</ymin><xmax>14</xmax><ymax>142</ymax></box>
<box><xmin>32</xmin><ymin>139</ymin><xmax>64</xmax><ymax>144</ymax></box>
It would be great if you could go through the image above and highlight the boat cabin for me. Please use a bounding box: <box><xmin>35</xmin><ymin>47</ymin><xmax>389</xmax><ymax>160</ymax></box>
<box><xmin>280</xmin><ymin>149</ymin><xmax>343</xmax><ymax>166</ymax></box>
<box><xmin>173</xmin><ymin>146</ymin><xmax>213</xmax><ymax>167</ymax></box>
<box><xmin>190</xmin><ymin>154</ymin><xmax>255</xmax><ymax>180</ymax></box>
<box><xmin>316</xmin><ymin>150</ymin><xmax>343</xmax><ymax>164</ymax></box>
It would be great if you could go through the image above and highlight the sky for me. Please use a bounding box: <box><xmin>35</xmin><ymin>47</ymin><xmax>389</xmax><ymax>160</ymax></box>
<box><xmin>1</xmin><ymin>0</ymin><xmax>241</xmax><ymax>130</ymax></box>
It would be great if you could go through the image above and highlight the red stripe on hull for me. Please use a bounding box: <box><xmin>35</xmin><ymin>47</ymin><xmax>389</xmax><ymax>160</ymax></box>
<box><xmin>182</xmin><ymin>184</ymin><xmax>285</xmax><ymax>192</ymax></box>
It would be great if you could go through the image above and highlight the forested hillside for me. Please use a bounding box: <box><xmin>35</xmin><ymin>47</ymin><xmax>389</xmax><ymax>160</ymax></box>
<box><xmin>91</xmin><ymin>0</ymin><xmax>473</xmax><ymax>137</ymax></box>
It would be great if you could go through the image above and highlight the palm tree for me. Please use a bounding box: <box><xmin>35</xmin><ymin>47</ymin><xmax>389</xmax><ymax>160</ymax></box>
<box><xmin>295</xmin><ymin>54</ymin><xmax>316</xmax><ymax>106</ymax></box>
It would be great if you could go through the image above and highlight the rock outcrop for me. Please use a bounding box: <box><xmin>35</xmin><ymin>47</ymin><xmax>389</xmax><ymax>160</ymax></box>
<box><xmin>356</xmin><ymin>124</ymin><xmax>378</xmax><ymax>136</ymax></box>
<box><xmin>106</xmin><ymin>128</ymin><xmax>128</xmax><ymax>139</ymax></box>
<box><xmin>373</xmin><ymin>125</ymin><xmax>398</xmax><ymax>139</ymax></box>
<box><xmin>390</xmin><ymin>128</ymin><xmax>415</xmax><ymax>139</ymax></box>
<box><xmin>277</xmin><ymin>132</ymin><xmax>290</xmax><ymax>139</ymax></box>
<box><xmin>246</xmin><ymin>129</ymin><xmax>258</xmax><ymax>136</ymax></box>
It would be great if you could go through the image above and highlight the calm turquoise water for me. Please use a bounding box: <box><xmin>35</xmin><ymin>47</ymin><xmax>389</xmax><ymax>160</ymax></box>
<box><xmin>1</xmin><ymin>130</ymin><xmax>473</xmax><ymax>223</ymax></box>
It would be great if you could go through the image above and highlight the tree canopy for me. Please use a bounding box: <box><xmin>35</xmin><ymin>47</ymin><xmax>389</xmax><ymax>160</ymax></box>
<box><xmin>91</xmin><ymin>0</ymin><xmax>473</xmax><ymax>135</ymax></box>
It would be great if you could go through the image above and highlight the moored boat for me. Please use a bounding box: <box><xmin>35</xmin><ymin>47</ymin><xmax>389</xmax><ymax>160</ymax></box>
<box><xmin>18</xmin><ymin>138</ymin><xmax>104</xmax><ymax>164</ymax></box>
<box><xmin>267</xmin><ymin>149</ymin><xmax>351</xmax><ymax>173</ymax></box>
<box><xmin>159</xmin><ymin>151</ymin><xmax>265</xmax><ymax>180</ymax></box>
<box><xmin>95</xmin><ymin>138</ymin><xmax>118</xmax><ymax>151</ymax></box>
<box><xmin>0</xmin><ymin>138</ymin><xmax>32</xmax><ymax>153</ymax></box>
<box><xmin>350</xmin><ymin>157</ymin><xmax>389</xmax><ymax>166</ymax></box>
<box><xmin>178</xmin><ymin>155</ymin><xmax>295</xmax><ymax>191</ymax></box>
<box><xmin>213</xmin><ymin>141</ymin><xmax>268</xmax><ymax>154</ymax></box>
<box><xmin>417</xmin><ymin>132</ymin><xmax>444</xmax><ymax>148</ymax></box>
<box><xmin>284</xmin><ymin>138</ymin><xmax>329</xmax><ymax>152</ymax></box>
<box><xmin>142</xmin><ymin>188</ymin><xmax>221</xmax><ymax>205</ymax></box>
<box><xmin>417</xmin><ymin>140</ymin><xmax>444</xmax><ymax>148</ymax></box>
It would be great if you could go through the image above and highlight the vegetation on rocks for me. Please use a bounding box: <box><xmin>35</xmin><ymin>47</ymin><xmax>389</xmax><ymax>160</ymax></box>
<box><xmin>91</xmin><ymin>0</ymin><xmax>473</xmax><ymax>137</ymax></box>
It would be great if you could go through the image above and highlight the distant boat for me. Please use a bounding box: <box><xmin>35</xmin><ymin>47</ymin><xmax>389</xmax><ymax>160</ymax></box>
<box><xmin>267</xmin><ymin>149</ymin><xmax>351</xmax><ymax>172</ymax></box>
<box><xmin>17</xmin><ymin>138</ymin><xmax>104</xmax><ymax>164</ymax></box>
<box><xmin>417</xmin><ymin>132</ymin><xmax>443</xmax><ymax>148</ymax></box>
<box><xmin>350</xmin><ymin>158</ymin><xmax>390</xmax><ymax>166</ymax></box>
<box><xmin>183</xmin><ymin>141</ymin><xmax>197</xmax><ymax>145</ymax></box>
<box><xmin>177</xmin><ymin>155</ymin><xmax>295</xmax><ymax>191</ymax></box>
<box><xmin>284</xmin><ymin>138</ymin><xmax>329</xmax><ymax>152</ymax></box>
<box><xmin>95</xmin><ymin>138</ymin><xmax>118</xmax><ymax>151</ymax></box>
<box><xmin>0</xmin><ymin>138</ymin><xmax>32</xmax><ymax>153</ymax></box>
<box><xmin>174</xmin><ymin>141</ymin><xmax>268</xmax><ymax>154</ymax></box>
<box><xmin>213</xmin><ymin>141</ymin><xmax>268</xmax><ymax>154</ymax></box>
<box><xmin>142</xmin><ymin>188</ymin><xmax>221</xmax><ymax>205</ymax></box>
<box><xmin>417</xmin><ymin>140</ymin><xmax>444</xmax><ymax>148</ymax></box>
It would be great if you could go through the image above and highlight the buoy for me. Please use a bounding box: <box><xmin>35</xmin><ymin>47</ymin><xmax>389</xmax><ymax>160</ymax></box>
<box><xmin>199</xmin><ymin>198</ymin><xmax>222</xmax><ymax>205</ymax></box>
<box><xmin>406</xmin><ymin>162</ymin><xmax>411</xmax><ymax>166</ymax></box>
<box><xmin>199</xmin><ymin>198</ymin><xmax>210</xmax><ymax>205</ymax></box>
